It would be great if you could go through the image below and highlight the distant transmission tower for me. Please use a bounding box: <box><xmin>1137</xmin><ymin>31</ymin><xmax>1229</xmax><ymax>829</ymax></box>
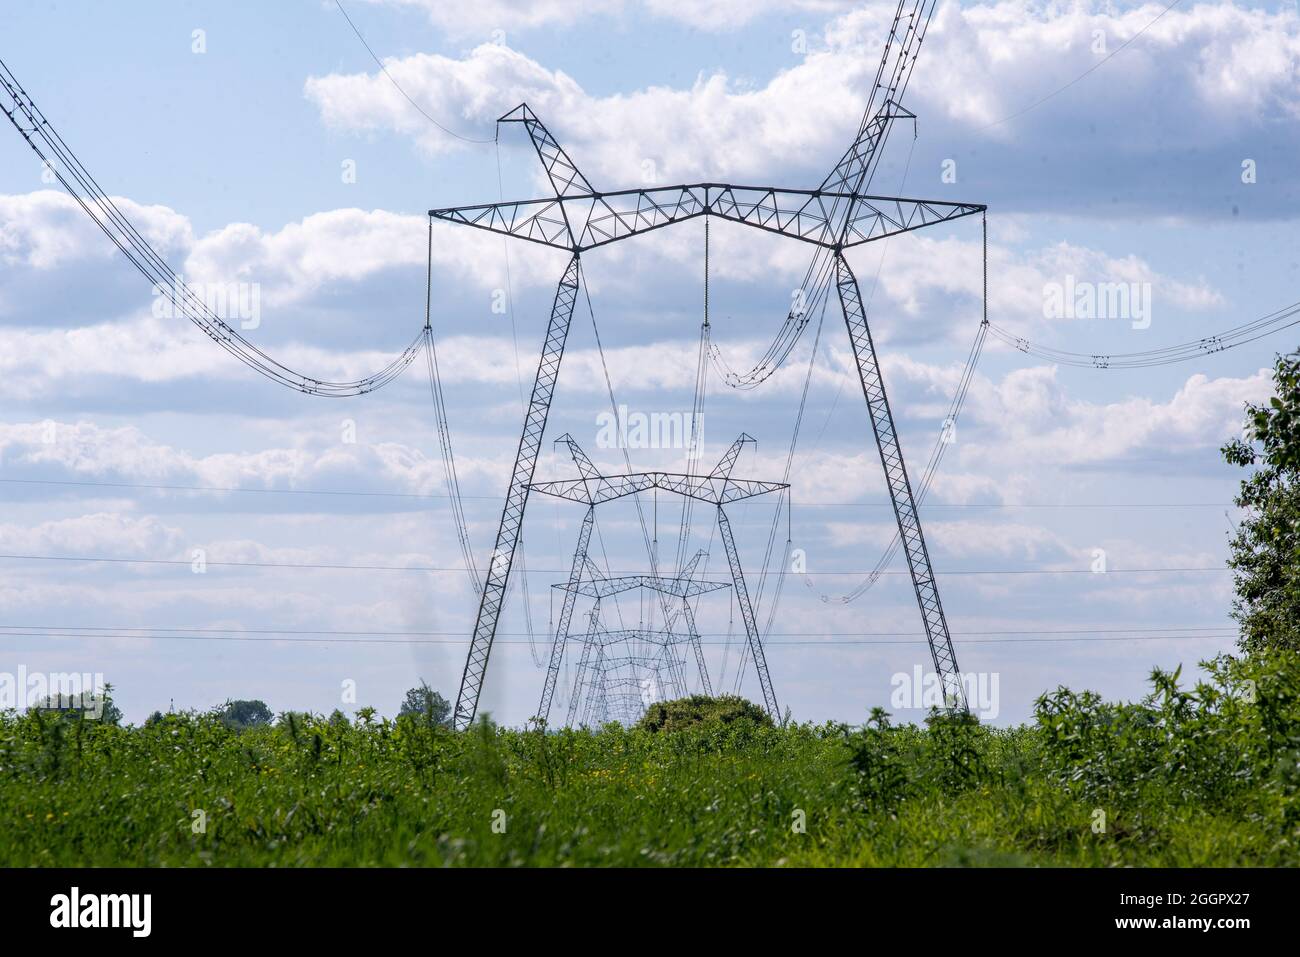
<box><xmin>530</xmin><ymin>433</ymin><xmax>785</xmax><ymax>724</ymax></box>
<box><xmin>550</xmin><ymin>548</ymin><xmax>729</xmax><ymax>726</ymax></box>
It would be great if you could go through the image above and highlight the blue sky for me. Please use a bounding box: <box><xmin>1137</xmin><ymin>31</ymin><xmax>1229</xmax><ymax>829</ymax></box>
<box><xmin>1</xmin><ymin>0</ymin><xmax>1298</xmax><ymax>726</ymax></box>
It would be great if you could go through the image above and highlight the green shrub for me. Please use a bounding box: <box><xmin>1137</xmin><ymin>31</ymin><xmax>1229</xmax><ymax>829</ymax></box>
<box><xmin>635</xmin><ymin>695</ymin><xmax>772</xmax><ymax>733</ymax></box>
<box><xmin>1034</xmin><ymin>652</ymin><xmax>1300</xmax><ymax>821</ymax></box>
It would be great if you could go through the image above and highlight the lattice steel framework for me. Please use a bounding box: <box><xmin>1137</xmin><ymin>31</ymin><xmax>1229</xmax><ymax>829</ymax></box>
<box><xmin>835</xmin><ymin>254</ymin><xmax>966</xmax><ymax>710</ymax></box>
<box><xmin>547</xmin><ymin>563</ymin><xmax>726</xmax><ymax>724</ymax></box>
<box><xmin>559</xmin><ymin>582</ymin><xmax>724</xmax><ymax>726</ymax></box>
<box><xmin>530</xmin><ymin>433</ymin><xmax>786</xmax><ymax>724</ymax></box>
<box><xmin>453</xmin><ymin>254</ymin><xmax>580</xmax><ymax>728</ymax></box>
<box><xmin>446</xmin><ymin>41</ymin><xmax>984</xmax><ymax>727</ymax></box>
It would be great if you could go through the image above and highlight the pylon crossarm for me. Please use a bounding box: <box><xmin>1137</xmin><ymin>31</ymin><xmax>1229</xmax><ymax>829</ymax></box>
<box><xmin>833</xmin><ymin>252</ymin><xmax>968</xmax><ymax>713</ymax></box>
<box><xmin>527</xmin><ymin>472</ymin><xmax>787</xmax><ymax>506</ymax></box>
<box><xmin>709</xmin><ymin>433</ymin><xmax>755</xmax><ymax>479</ymax></box>
<box><xmin>430</xmin><ymin>186</ymin><xmax>983</xmax><ymax>254</ymax></box>
<box><xmin>453</xmin><ymin>254</ymin><xmax>582</xmax><ymax>731</ymax></box>
<box><xmin>580</xmin><ymin>629</ymin><xmax>703</xmax><ymax>646</ymax></box>
<box><xmin>819</xmin><ymin>101</ymin><xmax>914</xmax><ymax>194</ymax></box>
<box><xmin>499</xmin><ymin>104</ymin><xmax>595</xmax><ymax>200</ymax></box>
<box><xmin>841</xmin><ymin>198</ymin><xmax>980</xmax><ymax>249</ymax></box>
<box><xmin>553</xmin><ymin>574</ymin><xmax>730</xmax><ymax>600</ymax></box>
<box><xmin>552</xmin><ymin>433</ymin><xmax>602</xmax><ymax>480</ymax></box>
<box><xmin>678</xmin><ymin>548</ymin><xmax>707</xmax><ymax>580</ymax></box>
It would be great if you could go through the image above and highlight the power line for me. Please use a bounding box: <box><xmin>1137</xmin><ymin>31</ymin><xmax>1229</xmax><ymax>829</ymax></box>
<box><xmin>331</xmin><ymin>0</ymin><xmax>495</xmax><ymax>145</ymax></box>
<box><xmin>421</xmin><ymin>220</ymin><xmax>479</xmax><ymax>594</ymax></box>
<box><xmin>0</xmin><ymin>476</ymin><xmax>1235</xmax><ymax>509</ymax></box>
<box><xmin>0</xmin><ymin>622</ymin><xmax>1233</xmax><ymax>638</ymax></box>
<box><xmin>988</xmin><ymin>299</ymin><xmax>1300</xmax><ymax>370</ymax></box>
<box><xmin>0</xmin><ymin>624</ymin><xmax>1237</xmax><ymax>646</ymax></box>
<box><xmin>976</xmin><ymin>0</ymin><xmax>1187</xmax><ymax>132</ymax></box>
<box><xmin>0</xmin><ymin>550</ymin><xmax>1232</xmax><ymax>576</ymax></box>
<box><xmin>0</xmin><ymin>57</ymin><xmax>425</xmax><ymax>396</ymax></box>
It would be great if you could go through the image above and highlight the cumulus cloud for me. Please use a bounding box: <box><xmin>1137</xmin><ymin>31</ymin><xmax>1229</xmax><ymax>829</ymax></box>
<box><xmin>0</xmin><ymin>418</ymin><xmax>516</xmax><ymax>499</ymax></box>
<box><xmin>0</xmin><ymin>191</ymin><xmax>191</xmax><ymax>271</ymax></box>
<box><xmin>307</xmin><ymin>2</ymin><xmax>1300</xmax><ymax>217</ymax></box>
<box><xmin>0</xmin><ymin>512</ymin><xmax>182</xmax><ymax>558</ymax></box>
<box><xmin>0</xmin><ymin>191</ymin><xmax>193</xmax><ymax>328</ymax></box>
<box><xmin>964</xmin><ymin>362</ymin><xmax>1273</xmax><ymax>470</ymax></box>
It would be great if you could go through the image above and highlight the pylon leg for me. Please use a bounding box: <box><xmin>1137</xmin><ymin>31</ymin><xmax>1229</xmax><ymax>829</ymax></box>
<box><xmin>680</xmin><ymin>599</ymin><xmax>713</xmax><ymax>695</ymax></box>
<box><xmin>536</xmin><ymin>505</ymin><xmax>595</xmax><ymax>723</ymax></box>
<box><xmin>660</xmin><ymin>644</ymin><xmax>688</xmax><ymax>698</ymax></box>
<box><xmin>564</xmin><ymin>600</ymin><xmax>601</xmax><ymax>725</ymax></box>
<box><xmin>716</xmin><ymin>505</ymin><xmax>780</xmax><ymax>717</ymax></box>
<box><xmin>583</xmin><ymin>646</ymin><xmax>608</xmax><ymax>727</ymax></box>
<box><xmin>453</xmin><ymin>254</ymin><xmax>582</xmax><ymax>730</ymax></box>
<box><xmin>833</xmin><ymin>252</ymin><xmax>967</xmax><ymax>712</ymax></box>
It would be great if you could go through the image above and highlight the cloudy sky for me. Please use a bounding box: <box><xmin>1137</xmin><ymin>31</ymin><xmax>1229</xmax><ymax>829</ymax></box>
<box><xmin>1</xmin><ymin>0</ymin><xmax>1297</xmax><ymax>726</ymax></box>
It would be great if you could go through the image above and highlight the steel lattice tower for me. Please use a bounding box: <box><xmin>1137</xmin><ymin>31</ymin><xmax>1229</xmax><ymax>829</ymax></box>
<box><xmin>555</xmin><ymin>550</ymin><xmax>725</xmax><ymax>725</ymax></box>
<box><xmin>437</xmin><ymin>12</ymin><xmax>983</xmax><ymax>728</ymax></box>
<box><xmin>529</xmin><ymin>434</ymin><xmax>786</xmax><ymax>723</ymax></box>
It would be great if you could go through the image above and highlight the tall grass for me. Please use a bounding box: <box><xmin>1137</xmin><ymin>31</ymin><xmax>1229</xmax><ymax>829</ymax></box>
<box><xmin>1</xmin><ymin>652</ymin><xmax>1296</xmax><ymax>866</ymax></box>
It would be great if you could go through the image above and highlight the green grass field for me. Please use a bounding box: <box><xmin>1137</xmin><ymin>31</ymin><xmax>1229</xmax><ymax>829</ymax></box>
<box><xmin>2</xmin><ymin>652</ymin><xmax>1297</xmax><ymax>867</ymax></box>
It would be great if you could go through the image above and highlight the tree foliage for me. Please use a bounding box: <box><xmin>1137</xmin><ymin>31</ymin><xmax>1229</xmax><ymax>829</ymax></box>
<box><xmin>1222</xmin><ymin>349</ymin><xmax>1300</xmax><ymax>653</ymax></box>
<box><xmin>636</xmin><ymin>694</ymin><xmax>772</xmax><ymax>733</ymax></box>
<box><xmin>218</xmin><ymin>699</ymin><xmax>273</xmax><ymax>731</ymax></box>
<box><xmin>398</xmin><ymin>682</ymin><xmax>452</xmax><ymax>728</ymax></box>
<box><xmin>28</xmin><ymin>684</ymin><xmax>122</xmax><ymax>726</ymax></box>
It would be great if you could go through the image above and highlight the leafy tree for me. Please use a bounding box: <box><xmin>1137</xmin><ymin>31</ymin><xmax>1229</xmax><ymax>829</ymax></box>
<box><xmin>218</xmin><ymin>699</ymin><xmax>273</xmax><ymax>730</ymax></box>
<box><xmin>29</xmin><ymin>682</ymin><xmax>122</xmax><ymax>725</ymax></box>
<box><xmin>398</xmin><ymin>682</ymin><xmax>452</xmax><ymax>728</ymax></box>
<box><xmin>1222</xmin><ymin>349</ymin><xmax>1300</xmax><ymax>653</ymax></box>
<box><xmin>636</xmin><ymin>694</ymin><xmax>772</xmax><ymax>733</ymax></box>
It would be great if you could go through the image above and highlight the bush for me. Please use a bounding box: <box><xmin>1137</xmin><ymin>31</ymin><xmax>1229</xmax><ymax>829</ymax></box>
<box><xmin>1033</xmin><ymin>652</ymin><xmax>1300</xmax><ymax>819</ymax></box>
<box><xmin>398</xmin><ymin>682</ymin><xmax>452</xmax><ymax>728</ymax></box>
<box><xmin>635</xmin><ymin>695</ymin><xmax>772</xmax><ymax>733</ymax></box>
<box><xmin>217</xmin><ymin>699</ymin><xmax>273</xmax><ymax>731</ymax></box>
<box><xmin>842</xmin><ymin>707</ymin><xmax>992</xmax><ymax>808</ymax></box>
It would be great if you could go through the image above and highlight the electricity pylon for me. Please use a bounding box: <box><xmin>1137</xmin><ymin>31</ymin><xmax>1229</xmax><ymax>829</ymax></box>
<box><xmin>528</xmin><ymin>433</ymin><xmax>787</xmax><ymax>723</ymax></box>
<box><xmin>439</xmin><ymin>11</ymin><xmax>982</xmax><ymax>729</ymax></box>
<box><xmin>554</xmin><ymin>554</ymin><xmax>727</xmax><ymax>726</ymax></box>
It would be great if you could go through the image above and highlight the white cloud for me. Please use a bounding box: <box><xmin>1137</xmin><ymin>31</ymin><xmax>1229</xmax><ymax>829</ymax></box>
<box><xmin>926</xmin><ymin>518</ymin><xmax>1079</xmax><ymax>561</ymax></box>
<box><xmin>899</xmin><ymin>1</ymin><xmax>1300</xmax><ymax>131</ymax></box>
<box><xmin>0</xmin><ymin>419</ymin><xmax>480</xmax><ymax>495</ymax></box>
<box><xmin>0</xmin><ymin>512</ymin><xmax>181</xmax><ymax>558</ymax></box>
<box><xmin>0</xmin><ymin>191</ymin><xmax>191</xmax><ymax>271</ymax></box>
<box><xmin>308</xmin><ymin>3</ymin><xmax>1300</xmax><ymax>217</ymax></box>
<box><xmin>970</xmin><ymin>363</ymin><xmax>1274</xmax><ymax>469</ymax></box>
